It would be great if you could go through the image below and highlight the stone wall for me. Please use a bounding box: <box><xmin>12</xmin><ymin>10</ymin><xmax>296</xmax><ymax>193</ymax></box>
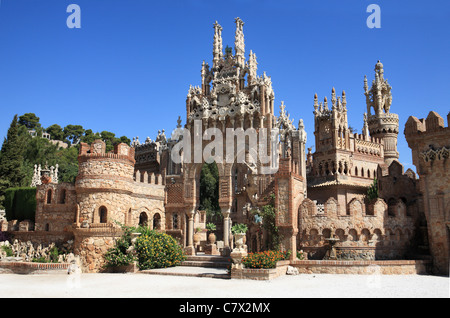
<box><xmin>298</xmin><ymin>196</ymin><xmax>416</xmax><ymax>260</ymax></box>
<box><xmin>405</xmin><ymin>111</ymin><xmax>450</xmax><ymax>275</ymax></box>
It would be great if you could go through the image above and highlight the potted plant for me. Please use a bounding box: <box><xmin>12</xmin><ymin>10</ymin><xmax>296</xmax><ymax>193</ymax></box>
<box><xmin>193</xmin><ymin>227</ymin><xmax>202</xmax><ymax>245</ymax></box>
<box><xmin>231</xmin><ymin>223</ymin><xmax>248</xmax><ymax>251</ymax></box>
<box><xmin>206</xmin><ymin>223</ymin><xmax>217</xmax><ymax>244</ymax></box>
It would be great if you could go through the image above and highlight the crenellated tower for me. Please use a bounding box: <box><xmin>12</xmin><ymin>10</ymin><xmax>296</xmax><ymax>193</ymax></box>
<box><xmin>364</xmin><ymin>60</ymin><xmax>399</xmax><ymax>164</ymax></box>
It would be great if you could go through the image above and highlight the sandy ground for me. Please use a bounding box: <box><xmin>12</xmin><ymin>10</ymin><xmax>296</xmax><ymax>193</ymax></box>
<box><xmin>0</xmin><ymin>272</ymin><xmax>448</xmax><ymax>298</ymax></box>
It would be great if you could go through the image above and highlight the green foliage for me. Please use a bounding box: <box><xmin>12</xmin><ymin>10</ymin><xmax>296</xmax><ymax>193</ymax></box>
<box><xmin>0</xmin><ymin>113</ymin><xmax>133</xmax><ymax>209</ymax></box>
<box><xmin>134</xmin><ymin>229</ymin><xmax>186</xmax><ymax>270</ymax></box>
<box><xmin>1</xmin><ymin>245</ymin><xmax>13</xmax><ymax>257</ymax></box>
<box><xmin>18</xmin><ymin>113</ymin><xmax>41</xmax><ymax>130</ymax></box>
<box><xmin>253</xmin><ymin>193</ymin><xmax>281</xmax><ymax>250</ymax></box>
<box><xmin>199</xmin><ymin>162</ymin><xmax>221</xmax><ymax>220</ymax></box>
<box><xmin>103</xmin><ymin>225</ymin><xmax>137</xmax><ymax>268</ymax></box>
<box><xmin>0</xmin><ymin>115</ymin><xmax>27</xmax><ymax>208</ymax></box>
<box><xmin>45</xmin><ymin>124</ymin><xmax>64</xmax><ymax>141</ymax></box>
<box><xmin>231</xmin><ymin>223</ymin><xmax>248</xmax><ymax>234</ymax></box>
<box><xmin>4</xmin><ymin>187</ymin><xmax>37</xmax><ymax>222</ymax></box>
<box><xmin>367</xmin><ymin>178</ymin><xmax>378</xmax><ymax>202</ymax></box>
<box><xmin>63</xmin><ymin>124</ymin><xmax>85</xmax><ymax>146</ymax></box>
<box><xmin>206</xmin><ymin>222</ymin><xmax>216</xmax><ymax>232</ymax></box>
<box><xmin>242</xmin><ymin>250</ymin><xmax>290</xmax><ymax>269</ymax></box>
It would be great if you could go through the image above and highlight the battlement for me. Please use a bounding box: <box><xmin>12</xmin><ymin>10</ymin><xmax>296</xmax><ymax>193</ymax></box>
<box><xmin>404</xmin><ymin>111</ymin><xmax>450</xmax><ymax>136</ymax></box>
<box><xmin>134</xmin><ymin>170</ymin><xmax>163</xmax><ymax>185</ymax></box>
<box><xmin>78</xmin><ymin>140</ymin><xmax>135</xmax><ymax>164</ymax></box>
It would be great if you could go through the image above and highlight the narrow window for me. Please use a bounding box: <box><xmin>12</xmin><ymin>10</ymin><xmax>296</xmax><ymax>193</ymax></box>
<box><xmin>59</xmin><ymin>189</ymin><xmax>66</xmax><ymax>204</ymax></box>
<box><xmin>47</xmin><ymin>190</ymin><xmax>52</xmax><ymax>204</ymax></box>
<box><xmin>99</xmin><ymin>206</ymin><xmax>107</xmax><ymax>223</ymax></box>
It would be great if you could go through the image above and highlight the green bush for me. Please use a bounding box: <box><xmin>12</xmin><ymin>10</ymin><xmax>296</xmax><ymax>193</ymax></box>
<box><xmin>4</xmin><ymin>187</ymin><xmax>36</xmax><ymax>222</ymax></box>
<box><xmin>134</xmin><ymin>230</ymin><xmax>185</xmax><ymax>270</ymax></box>
<box><xmin>103</xmin><ymin>225</ymin><xmax>137</xmax><ymax>268</ymax></box>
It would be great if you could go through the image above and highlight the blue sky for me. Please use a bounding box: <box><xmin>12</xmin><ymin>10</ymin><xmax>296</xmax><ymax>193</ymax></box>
<box><xmin>0</xmin><ymin>0</ymin><xmax>449</xmax><ymax>172</ymax></box>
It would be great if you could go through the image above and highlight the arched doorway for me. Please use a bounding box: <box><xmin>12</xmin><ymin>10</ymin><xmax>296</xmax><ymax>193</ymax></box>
<box><xmin>199</xmin><ymin>162</ymin><xmax>220</xmax><ymax>220</ymax></box>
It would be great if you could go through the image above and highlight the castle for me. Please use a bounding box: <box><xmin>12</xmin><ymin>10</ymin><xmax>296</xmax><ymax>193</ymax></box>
<box><xmin>2</xmin><ymin>18</ymin><xmax>448</xmax><ymax>275</ymax></box>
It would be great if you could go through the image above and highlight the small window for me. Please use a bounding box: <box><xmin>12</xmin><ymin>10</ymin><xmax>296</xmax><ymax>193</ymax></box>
<box><xmin>46</xmin><ymin>190</ymin><xmax>52</xmax><ymax>204</ymax></box>
<box><xmin>173</xmin><ymin>213</ymin><xmax>179</xmax><ymax>229</ymax></box>
<box><xmin>59</xmin><ymin>189</ymin><xmax>66</xmax><ymax>204</ymax></box>
<box><xmin>99</xmin><ymin>206</ymin><xmax>107</xmax><ymax>223</ymax></box>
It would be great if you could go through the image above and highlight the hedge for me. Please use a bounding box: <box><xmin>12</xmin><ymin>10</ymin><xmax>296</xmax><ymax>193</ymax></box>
<box><xmin>4</xmin><ymin>187</ymin><xmax>37</xmax><ymax>222</ymax></box>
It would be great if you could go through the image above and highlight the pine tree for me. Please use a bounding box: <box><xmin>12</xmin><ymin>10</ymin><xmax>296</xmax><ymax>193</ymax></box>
<box><xmin>0</xmin><ymin>115</ymin><xmax>27</xmax><ymax>208</ymax></box>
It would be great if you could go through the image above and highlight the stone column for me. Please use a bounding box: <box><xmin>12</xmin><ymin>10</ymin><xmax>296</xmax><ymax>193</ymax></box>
<box><xmin>221</xmin><ymin>208</ymin><xmax>231</xmax><ymax>256</ymax></box>
<box><xmin>185</xmin><ymin>208</ymin><xmax>196</xmax><ymax>255</ymax></box>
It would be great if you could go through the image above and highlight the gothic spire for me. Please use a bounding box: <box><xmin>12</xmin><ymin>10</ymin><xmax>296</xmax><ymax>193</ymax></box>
<box><xmin>234</xmin><ymin>17</ymin><xmax>245</xmax><ymax>66</ymax></box>
<box><xmin>213</xmin><ymin>21</ymin><xmax>223</xmax><ymax>69</ymax></box>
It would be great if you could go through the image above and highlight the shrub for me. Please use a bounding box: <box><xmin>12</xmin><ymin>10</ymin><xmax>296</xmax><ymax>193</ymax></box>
<box><xmin>1</xmin><ymin>245</ymin><xmax>13</xmax><ymax>257</ymax></box>
<box><xmin>134</xmin><ymin>230</ymin><xmax>185</xmax><ymax>270</ymax></box>
<box><xmin>242</xmin><ymin>250</ymin><xmax>290</xmax><ymax>269</ymax></box>
<box><xmin>4</xmin><ymin>187</ymin><xmax>36</xmax><ymax>222</ymax></box>
<box><xmin>103</xmin><ymin>224</ymin><xmax>137</xmax><ymax>268</ymax></box>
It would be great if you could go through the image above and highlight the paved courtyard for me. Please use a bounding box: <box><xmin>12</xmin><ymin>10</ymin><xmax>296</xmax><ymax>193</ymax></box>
<box><xmin>0</xmin><ymin>273</ymin><xmax>448</xmax><ymax>298</ymax></box>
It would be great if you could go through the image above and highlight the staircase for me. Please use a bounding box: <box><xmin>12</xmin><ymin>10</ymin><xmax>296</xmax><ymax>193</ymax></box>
<box><xmin>139</xmin><ymin>253</ymin><xmax>231</xmax><ymax>279</ymax></box>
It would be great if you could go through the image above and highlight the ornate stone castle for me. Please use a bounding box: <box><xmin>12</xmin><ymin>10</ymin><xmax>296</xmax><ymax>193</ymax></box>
<box><xmin>2</xmin><ymin>18</ymin><xmax>448</xmax><ymax>275</ymax></box>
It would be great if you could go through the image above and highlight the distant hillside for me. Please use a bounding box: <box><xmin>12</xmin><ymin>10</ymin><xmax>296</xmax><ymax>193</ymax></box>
<box><xmin>0</xmin><ymin>113</ymin><xmax>131</xmax><ymax>209</ymax></box>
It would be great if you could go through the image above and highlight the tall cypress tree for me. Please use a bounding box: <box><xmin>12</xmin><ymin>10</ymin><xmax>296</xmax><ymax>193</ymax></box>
<box><xmin>0</xmin><ymin>115</ymin><xmax>27</xmax><ymax>207</ymax></box>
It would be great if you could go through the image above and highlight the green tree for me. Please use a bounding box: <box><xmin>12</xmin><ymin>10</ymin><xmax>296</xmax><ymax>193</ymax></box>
<box><xmin>45</xmin><ymin>124</ymin><xmax>64</xmax><ymax>141</ymax></box>
<box><xmin>18</xmin><ymin>113</ymin><xmax>41</xmax><ymax>130</ymax></box>
<box><xmin>367</xmin><ymin>178</ymin><xmax>378</xmax><ymax>202</ymax></box>
<box><xmin>0</xmin><ymin>115</ymin><xmax>27</xmax><ymax>208</ymax></box>
<box><xmin>63</xmin><ymin>124</ymin><xmax>85</xmax><ymax>145</ymax></box>
<box><xmin>199</xmin><ymin>162</ymin><xmax>221</xmax><ymax>220</ymax></box>
<box><xmin>81</xmin><ymin>129</ymin><xmax>101</xmax><ymax>144</ymax></box>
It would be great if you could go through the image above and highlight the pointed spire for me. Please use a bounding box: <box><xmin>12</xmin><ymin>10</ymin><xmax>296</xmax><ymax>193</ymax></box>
<box><xmin>234</xmin><ymin>17</ymin><xmax>245</xmax><ymax>66</ymax></box>
<box><xmin>342</xmin><ymin>90</ymin><xmax>347</xmax><ymax>110</ymax></box>
<box><xmin>213</xmin><ymin>21</ymin><xmax>223</xmax><ymax>68</ymax></box>
<box><xmin>313</xmin><ymin>93</ymin><xmax>319</xmax><ymax>115</ymax></box>
<box><xmin>247</xmin><ymin>50</ymin><xmax>257</xmax><ymax>82</ymax></box>
<box><xmin>331</xmin><ymin>87</ymin><xmax>337</xmax><ymax>109</ymax></box>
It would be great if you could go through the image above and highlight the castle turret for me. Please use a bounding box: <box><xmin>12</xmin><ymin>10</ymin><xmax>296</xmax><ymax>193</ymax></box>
<box><xmin>364</xmin><ymin>60</ymin><xmax>399</xmax><ymax>164</ymax></box>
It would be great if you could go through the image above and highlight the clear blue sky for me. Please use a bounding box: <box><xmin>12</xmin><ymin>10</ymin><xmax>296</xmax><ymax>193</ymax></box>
<box><xmin>0</xmin><ymin>0</ymin><xmax>449</xmax><ymax>172</ymax></box>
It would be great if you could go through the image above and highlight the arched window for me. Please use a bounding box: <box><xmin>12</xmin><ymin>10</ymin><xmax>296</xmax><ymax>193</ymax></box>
<box><xmin>153</xmin><ymin>213</ymin><xmax>161</xmax><ymax>230</ymax></box>
<box><xmin>46</xmin><ymin>189</ymin><xmax>52</xmax><ymax>204</ymax></box>
<box><xmin>139</xmin><ymin>212</ymin><xmax>148</xmax><ymax>226</ymax></box>
<box><xmin>99</xmin><ymin>206</ymin><xmax>107</xmax><ymax>223</ymax></box>
<box><xmin>355</xmin><ymin>167</ymin><xmax>358</xmax><ymax>176</ymax></box>
<box><xmin>59</xmin><ymin>189</ymin><xmax>66</xmax><ymax>204</ymax></box>
<box><xmin>45</xmin><ymin>223</ymin><xmax>50</xmax><ymax>231</ymax></box>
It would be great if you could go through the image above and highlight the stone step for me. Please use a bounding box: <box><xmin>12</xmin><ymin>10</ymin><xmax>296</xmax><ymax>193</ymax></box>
<box><xmin>182</xmin><ymin>254</ymin><xmax>231</xmax><ymax>269</ymax></box>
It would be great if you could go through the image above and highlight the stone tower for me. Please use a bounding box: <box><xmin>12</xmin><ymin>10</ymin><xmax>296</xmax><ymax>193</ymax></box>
<box><xmin>404</xmin><ymin>111</ymin><xmax>450</xmax><ymax>275</ymax></box>
<box><xmin>364</xmin><ymin>60</ymin><xmax>399</xmax><ymax>165</ymax></box>
<box><xmin>178</xmin><ymin>18</ymin><xmax>307</xmax><ymax>256</ymax></box>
